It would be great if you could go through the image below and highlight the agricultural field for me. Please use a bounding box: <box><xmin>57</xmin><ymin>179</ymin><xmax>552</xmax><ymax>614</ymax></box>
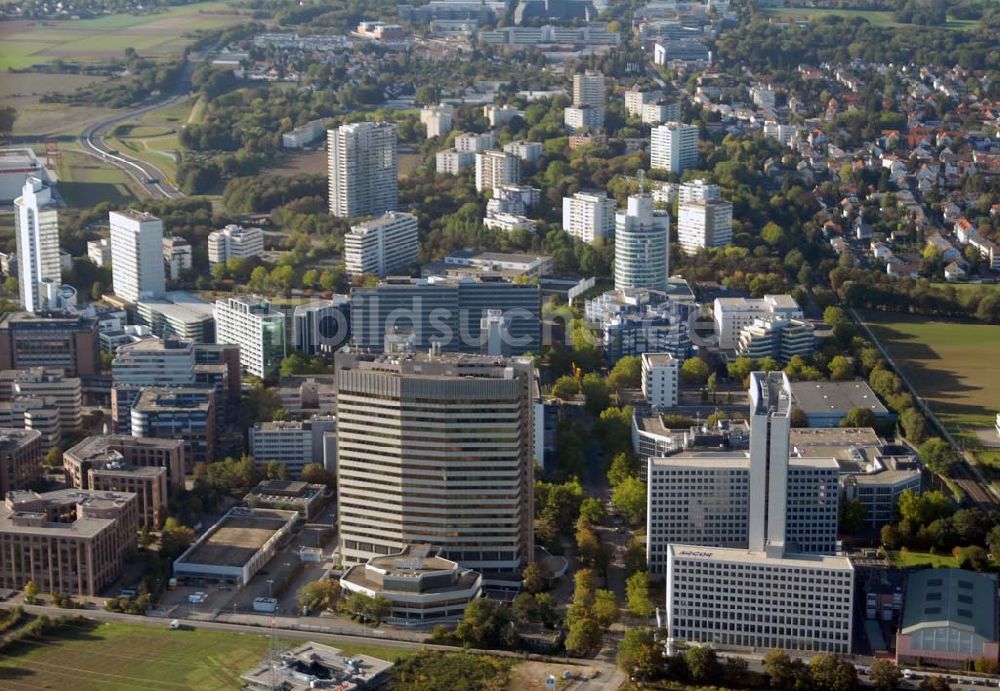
<box><xmin>0</xmin><ymin>619</ymin><xmax>417</xmax><ymax>690</ymax></box>
<box><xmin>758</xmin><ymin>7</ymin><xmax>979</xmax><ymax>30</ymax></box>
<box><xmin>55</xmin><ymin>150</ymin><xmax>142</xmax><ymax>208</ymax></box>
<box><xmin>864</xmin><ymin>313</ymin><xmax>1000</xmax><ymax>470</ymax></box>
<box><xmin>0</xmin><ymin>2</ymin><xmax>246</xmax><ymax>70</ymax></box>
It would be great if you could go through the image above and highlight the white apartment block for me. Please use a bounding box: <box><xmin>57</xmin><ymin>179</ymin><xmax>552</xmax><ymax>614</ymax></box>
<box><xmin>420</xmin><ymin>104</ymin><xmax>454</xmax><ymax>139</ymax></box>
<box><xmin>651</xmin><ymin>123</ymin><xmax>699</xmax><ymax>174</ymax></box>
<box><xmin>677</xmin><ymin>181</ymin><xmax>733</xmax><ymax>254</ymax></box>
<box><xmin>344</xmin><ymin>212</ymin><xmax>419</xmax><ymax>277</ymax></box>
<box><xmin>750</xmin><ymin>84</ymin><xmax>776</xmax><ymax>110</ymax></box>
<box><xmin>14</xmin><ymin>177</ymin><xmax>60</xmax><ymax>313</ymax></box>
<box><xmin>475</xmin><ymin>150</ymin><xmax>520</xmax><ymax>193</ymax></box>
<box><xmin>625</xmin><ymin>88</ymin><xmax>663</xmax><ymax>117</ymax></box>
<box><xmin>328</xmin><ymin>121</ymin><xmax>398</xmax><ymax>218</ymax></box>
<box><xmin>483</xmin><ymin>212</ymin><xmax>536</xmax><ymax>234</ymax></box>
<box><xmin>614</xmin><ymin>194</ymin><xmax>670</xmax><ymax>291</ymax></box>
<box><xmin>502</xmin><ymin>140</ymin><xmax>543</xmax><ymax>164</ymax></box>
<box><xmin>764</xmin><ymin>121</ymin><xmax>797</xmax><ymax>146</ymax></box>
<box><xmin>436</xmin><ymin>149</ymin><xmax>476</xmax><ymax>174</ymax></box>
<box><xmin>334</xmin><ymin>352</ymin><xmax>534</xmax><ymax>576</ymax></box>
<box><xmin>736</xmin><ymin>316</ymin><xmax>816</xmax><ymax>363</ymax></box>
<box><xmin>162</xmin><ymin>236</ymin><xmax>192</xmax><ymax>280</ymax></box>
<box><xmin>484</xmin><ymin>105</ymin><xmax>524</xmax><ymax>127</ymax></box>
<box><xmin>88</xmin><ymin>238</ymin><xmax>111</xmax><ymax>267</ymax></box>
<box><xmin>713</xmin><ymin>294</ymin><xmax>803</xmax><ymax>350</ymax></box>
<box><xmin>641</xmin><ymin>352</ymin><xmax>679</xmax><ymax>408</ymax></box>
<box><xmin>109</xmin><ymin>210</ymin><xmax>166</xmax><ymax>304</ymax></box>
<box><xmin>564</xmin><ymin>105</ymin><xmax>604</xmax><ymax>133</ymax></box>
<box><xmin>573</xmin><ymin>72</ymin><xmax>606</xmax><ymax>107</ymax></box>
<box><xmin>207</xmin><ymin>225</ymin><xmax>265</xmax><ymax>266</ymax></box>
<box><xmin>213</xmin><ymin>296</ymin><xmax>286</xmax><ymax>378</ymax></box>
<box><xmin>666</xmin><ymin>546</ymin><xmax>854</xmax><ymax>653</ymax></box>
<box><xmin>562</xmin><ymin>191</ymin><xmax>616</xmax><ymax>244</ymax></box>
<box><xmin>642</xmin><ymin>101</ymin><xmax>681</xmax><ymax>125</ymax></box>
<box><xmin>454</xmin><ymin>131</ymin><xmax>497</xmax><ymax>153</ymax></box>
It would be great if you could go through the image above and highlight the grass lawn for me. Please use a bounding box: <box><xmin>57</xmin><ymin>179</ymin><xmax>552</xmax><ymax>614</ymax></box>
<box><xmin>889</xmin><ymin>550</ymin><xmax>959</xmax><ymax>568</ymax></box>
<box><xmin>759</xmin><ymin>7</ymin><xmax>979</xmax><ymax>30</ymax></box>
<box><xmin>103</xmin><ymin>99</ymin><xmax>196</xmax><ymax>184</ymax></box>
<box><xmin>0</xmin><ymin>619</ymin><xmax>419</xmax><ymax>690</ymax></box>
<box><xmin>55</xmin><ymin>149</ymin><xmax>143</xmax><ymax>207</ymax></box>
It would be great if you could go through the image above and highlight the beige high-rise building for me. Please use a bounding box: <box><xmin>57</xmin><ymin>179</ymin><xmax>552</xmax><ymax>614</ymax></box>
<box><xmin>334</xmin><ymin>352</ymin><xmax>535</xmax><ymax>576</ymax></box>
<box><xmin>327</xmin><ymin>122</ymin><xmax>398</xmax><ymax>218</ymax></box>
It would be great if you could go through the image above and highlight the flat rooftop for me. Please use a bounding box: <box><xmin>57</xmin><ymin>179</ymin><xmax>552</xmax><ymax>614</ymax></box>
<box><xmin>791</xmin><ymin>380</ymin><xmax>889</xmax><ymax>416</ymax></box>
<box><xmin>668</xmin><ymin>543</ymin><xmax>854</xmax><ymax>569</ymax></box>
<box><xmin>112</xmin><ymin>209</ymin><xmax>160</xmax><ymax>222</ymax></box>
<box><xmin>139</xmin><ymin>291</ymin><xmax>215</xmax><ymax>322</ymax></box>
<box><xmin>0</xmin><ymin>148</ymin><xmax>39</xmax><ymax>171</ymax></box>
<box><xmin>179</xmin><ymin>508</ymin><xmax>296</xmax><ymax>568</ymax></box>
<box><xmin>650</xmin><ymin>454</ymin><xmax>748</xmax><ymax>470</ymax></box>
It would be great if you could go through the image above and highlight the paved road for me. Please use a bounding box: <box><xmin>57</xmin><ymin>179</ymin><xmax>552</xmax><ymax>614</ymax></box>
<box><xmin>78</xmin><ymin>61</ymin><xmax>194</xmax><ymax>199</ymax></box>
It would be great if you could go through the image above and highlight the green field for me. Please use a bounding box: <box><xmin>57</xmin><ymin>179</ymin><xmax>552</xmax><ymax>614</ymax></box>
<box><xmin>0</xmin><ymin>1</ymin><xmax>246</xmax><ymax>70</ymax></box>
<box><xmin>759</xmin><ymin>7</ymin><xmax>978</xmax><ymax>30</ymax></box>
<box><xmin>888</xmin><ymin>549</ymin><xmax>959</xmax><ymax>569</ymax></box>
<box><xmin>0</xmin><ymin>620</ymin><xmax>418</xmax><ymax>690</ymax></box>
<box><xmin>865</xmin><ymin>313</ymin><xmax>1000</xmax><ymax>470</ymax></box>
<box><xmin>55</xmin><ymin>150</ymin><xmax>142</xmax><ymax>207</ymax></box>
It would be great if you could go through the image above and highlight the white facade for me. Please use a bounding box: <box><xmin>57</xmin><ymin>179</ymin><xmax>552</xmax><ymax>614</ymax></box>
<box><xmin>213</xmin><ymin>295</ymin><xmax>287</xmax><ymax>378</ymax></box>
<box><xmin>614</xmin><ymin>194</ymin><xmax>670</xmax><ymax>292</ymax></box>
<box><xmin>162</xmin><ymin>236</ymin><xmax>192</xmax><ymax>280</ymax></box>
<box><xmin>625</xmin><ymin>88</ymin><xmax>663</xmax><ymax>117</ymax></box>
<box><xmin>484</xmin><ymin>105</ymin><xmax>524</xmax><ymax>127</ymax></box>
<box><xmin>475</xmin><ymin>150</ymin><xmax>520</xmax><ymax>192</ymax></box>
<box><xmin>564</xmin><ymin>105</ymin><xmax>604</xmax><ymax>133</ymax></box>
<box><xmin>642</xmin><ymin>101</ymin><xmax>681</xmax><ymax>125</ymax></box>
<box><xmin>764</xmin><ymin>121</ymin><xmax>797</xmax><ymax>145</ymax></box>
<box><xmin>502</xmin><ymin>140</ymin><xmax>543</xmax><ymax>164</ymax></box>
<box><xmin>344</xmin><ymin>211</ymin><xmax>419</xmax><ymax>277</ymax></box>
<box><xmin>483</xmin><ymin>212</ymin><xmax>536</xmax><ymax>233</ymax></box>
<box><xmin>651</xmin><ymin>123</ymin><xmax>699</xmax><ymax>174</ymax></box>
<box><xmin>207</xmin><ymin>225</ymin><xmax>264</xmax><ymax>266</ymax></box>
<box><xmin>435</xmin><ymin>149</ymin><xmax>476</xmax><ymax>174</ymax></box>
<box><xmin>736</xmin><ymin>316</ymin><xmax>816</xmax><ymax>363</ymax></box>
<box><xmin>88</xmin><ymin>238</ymin><xmax>111</xmax><ymax>267</ymax></box>
<box><xmin>677</xmin><ymin>180</ymin><xmax>733</xmax><ymax>254</ymax></box>
<box><xmin>14</xmin><ymin>177</ymin><xmax>61</xmax><ymax>313</ymax></box>
<box><xmin>420</xmin><ymin>105</ymin><xmax>454</xmax><ymax>139</ymax></box>
<box><xmin>573</xmin><ymin>72</ymin><xmax>606</xmax><ymax>107</ymax></box>
<box><xmin>109</xmin><ymin>210</ymin><xmax>166</xmax><ymax>304</ymax></box>
<box><xmin>750</xmin><ymin>84</ymin><xmax>776</xmax><ymax>110</ymax></box>
<box><xmin>562</xmin><ymin>191</ymin><xmax>616</xmax><ymax>244</ymax></box>
<box><xmin>641</xmin><ymin>352</ymin><xmax>678</xmax><ymax>408</ymax></box>
<box><xmin>713</xmin><ymin>295</ymin><xmax>803</xmax><ymax>350</ymax></box>
<box><xmin>250</xmin><ymin>418</ymin><xmax>335</xmax><ymax>478</ymax></box>
<box><xmin>328</xmin><ymin>122</ymin><xmax>398</xmax><ymax>218</ymax></box>
<box><xmin>454</xmin><ymin>131</ymin><xmax>496</xmax><ymax>153</ymax></box>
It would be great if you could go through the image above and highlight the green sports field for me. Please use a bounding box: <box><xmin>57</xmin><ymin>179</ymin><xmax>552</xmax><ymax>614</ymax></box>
<box><xmin>759</xmin><ymin>7</ymin><xmax>979</xmax><ymax>30</ymax></box>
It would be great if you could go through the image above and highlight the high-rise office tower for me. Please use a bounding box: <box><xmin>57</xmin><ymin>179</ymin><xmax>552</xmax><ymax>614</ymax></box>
<box><xmin>573</xmin><ymin>71</ymin><xmax>606</xmax><ymax>107</ymax></box>
<box><xmin>650</xmin><ymin>122</ymin><xmax>699</xmax><ymax>174</ymax></box>
<box><xmin>562</xmin><ymin>191</ymin><xmax>616</xmax><ymax>244</ymax></box>
<box><xmin>677</xmin><ymin>180</ymin><xmax>733</xmax><ymax>254</ymax></box>
<box><xmin>334</xmin><ymin>352</ymin><xmax>535</xmax><ymax>575</ymax></box>
<box><xmin>109</xmin><ymin>210</ymin><xmax>166</xmax><ymax>303</ymax></box>
<box><xmin>14</xmin><ymin>177</ymin><xmax>60</xmax><ymax>313</ymax></box>
<box><xmin>213</xmin><ymin>295</ymin><xmax>286</xmax><ymax>378</ymax></box>
<box><xmin>614</xmin><ymin>193</ymin><xmax>670</xmax><ymax>291</ymax></box>
<box><xmin>328</xmin><ymin>122</ymin><xmax>398</xmax><ymax>218</ymax></box>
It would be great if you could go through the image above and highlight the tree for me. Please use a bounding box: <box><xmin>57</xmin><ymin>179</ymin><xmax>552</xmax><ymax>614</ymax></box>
<box><xmin>828</xmin><ymin>355</ymin><xmax>854</xmax><ymax>381</ymax></box>
<box><xmin>625</xmin><ymin>571</ymin><xmax>654</xmax><ymax>618</ymax></box>
<box><xmin>790</xmin><ymin>406</ymin><xmax>809</xmax><ymax>427</ymax></box>
<box><xmin>841</xmin><ymin>407</ymin><xmax>876</xmax><ymax>428</ymax></box>
<box><xmin>593</xmin><ymin>589</ymin><xmax>619</xmax><ymax>628</ymax></box>
<box><xmin>512</xmin><ymin>591</ymin><xmax>537</xmax><ymax>625</ymax></box>
<box><xmin>823</xmin><ymin>306</ymin><xmax>849</xmax><ymax>328</ymax></box>
<box><xmin>764</xmin><ymin>649</ymin><xmax>797</xmax><ymax>689</ymax></box>
<box><xmin>727</xmin><ymin>356</ymin><xmax>755</xmax><ymax>382</ymax></box>
<box><xmin>301</xmin><ymin>463</ymin><xmax>336</xmax><ymax>490</ymax></box>
<box><xmin>869</xmin><ymin>659</ymin><xmax>902</xmax><ymax>691</ymax></box>
<box><xmin>761</xmin><ymin>222</ymin><xmax>786</xmax><ymax>247</ymax></box>
<box><xmin>623</xmin><ymin>539</ymin><xmax>646</xmax><ymax>575</ymax></box>
<box><xmin>809</xmin><ymin>653</ymin><xmax>858</xmax><ymax>691</ymax></box>
<box><xmin>617</xmin><ymin>628</ymin><xmax>660</xmax><ymax>678</ymax></box>
<box><xmin>607</xmin><ymin>356</ymin><xmax>642</xmax><ymax>389</ymax></box>
<box><xmin>264</xmin><ymin>460</ymin><xmax>289</xmax><ymax>481</ymax></box>
<box><xmin>522</xmin><ymin>562</ymin><xmax>548</xmax><ymax>594</ymax></box>
<box><xmin>579</xmin><ymin>497</ymin><xmax>606</xmax><ymax>525</ymax></box>
<box><xmin>918</xmin><ymin>678</ymin><xmax>950</xmax><ymax>691</ymax></box>
<box><xmin>297</xmin><ymin>579</ymin><xmax>340</xmax><ymax>613</ymax></box>
<box><xmin>23</xmin><ymin>579</ymin><xmax>38</xmax><ymax>604</ymax></box>
<box><xmin>988</xmin><ymin>524</ymin><xmax>1000</xmax><ymax>565</ymax></box>
<box><xmin>919</xmin><ymin>437</ymin><xmax>958</xmax><ymax>474</ymax></box>
<box><xmin>900</xmin><ymin>408</ymin><xmax>926</xmax><ymax>444</ymax></box>
<box><xmin>898</xmin><ymin>489</ymin><xmax>953</xmax><ymax>526</ymax></box>
<box><xmin>565</xmin><ymin>615</ymin><xmax>602</xmax><ymax>656</ymax></box>
<box><xmin>452</xmin><ymin>597</ymin><xmax>517</xmax><ymax>649</ymax></box>
<box><xmin>606</xmin><ymin>451</ymin><xmax>636</xmax><ymax>488</ymax></box>
<box><xmin>686</xmin><ymin>646</ymin><xmax>720</xmax><ymax>684</ymax></box>
<box><xmin>576</xmin><ymin>525</ymin><xmax>601</xmax><ymax>565</ymax></box>
<box><xmin>680</xmin><ymin>357</ymin><xmax>710</xmax><ymax>386</ymax></box>
<box><xmin>839</xmin><ymin>497</ymin><xmax>868</xmax><ymax>535</ymax></box>
<box><xmin>43</xmin><ymin>446</ymin><xmax>62</xmax><ymax>469</ymax></box>
<box><xmin>611</xmin><ymin>476</ymin><xmax>646</xmax><ymax>525</ymax></box>
<box><xmin>160</xmin><ymin>517</ymin><xmax>196</xmax><ymax>558</ymax></box>
<box><xmin>581</xmin><ymin>373</ymin><xmax>610</xmax><ymax>415</ymax></box>
<box><xmin>758</xmin><ymin>356</ymin><xmax>780</xmax><ymax>373</ymax></box>
<box><xmin>0</xmin><ymin>106</ymin><xmax>16</xmax><ymax>138</ymax></box>
<box><xmin>552</xmin><ymin>375</ymin><xmax>580</xmax><ymax>400</ymax></box>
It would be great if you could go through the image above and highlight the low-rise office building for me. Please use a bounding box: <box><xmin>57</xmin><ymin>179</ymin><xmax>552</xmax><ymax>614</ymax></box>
<box><xmin>249</xmin><ymin>416</ymin><xmax>337</xmax><ymax>478</ymax></box>
<box><xmin>0</xmin><ymin>428</ymin><xmax>42</xmax><ymax>498</ymax></box>
<box><xmin>0</xmin><ymin>366</ymin><xmax>82</xmax><ymax>433</ymax></box>
<box><xmin>214</xmin><ymin>295</ymin><xmax>286</xmax><ymax>378</ymax></box>
<box><xmin>88</xmin><ymin>464</ymin><xmax>167</xmax><ymax>529</ymax></box>
<box><xmin>790</xmin><ymin>380</ymin><xmax>892</xmax><ymax>427</ymax></box>
<box><xmin>137</xmin><ymin>291</ymin><xmax>216</xmax><ymax>344</ymax></box>
<box><xmin>65</xmin><ymin>434</ymin><xmax>186</xmax><ymax>489</ymax></box>
<box><xmin>245</xmin><ymin>480</ymin><xmax>328</xmax><ymax>519</ymax></box>
<box><xmin>0</xmin><ymin>488</ymin><xmax>139</xmax><ymax>596</ymax></box>
<box><xmin>0</xmin><ymin>395</ymin><xmax>61</xmax><ymax>451</ymax></box>
<box><xmin>340</xmin><ymin>544</ymin><xmax>483</xmax><ymax>626</ymax></box>
<box><xmin>0</xmin><ymin>310</ymin><xmax>100</xmax><ymax>376</ymax></box>
<box><xmin>713</xmin><ymin>295</ymin><xmax>803</xmax><ymax>351</ymax></box>
<box><xmin>207</xmin><ymin>225</ymin><xmax>265</xmax><ymax>266</ymax></box>
<box><xmin>641</xmin><ymin>352</ymin><xmax>679</xmax><ymax>408</ymax></box>
<box><xmin>241</xmin><ymin>642</ymin><xmax>392</xmax><ymax>691</ymax></box>
<box><xmin>130</xmin><ymin>387</ymin><xmax>215</xmax><ymax>470</ymax></box>
<box><xmin>735</xmin><ymin>316</ymin><xmax>816</xmax><ymax>363</ymax></box>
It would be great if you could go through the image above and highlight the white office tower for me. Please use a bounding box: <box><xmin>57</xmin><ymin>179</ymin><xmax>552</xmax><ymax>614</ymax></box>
<box><xmin>573</xmin><ymin>71</ymin><xmax>606</xmax><ymax>107</ymax></box>
<box><xmin>344</xmin><ymin>211</ymin><xmax>419</xmax><ymax>277</ymax></box>
<box><xmin>664</xmin><ymin>372</ymin><xmax>853</xmax><ymax>654</ymax></box>
<box><xmin>334</xmin><ymin>352</ymin><xmax>535</xmax><ymax>577</ymax></box>
<box><xmin>562</xmin><ymin>191</ymin><xmax>616</xmax><ymax>244</ymax></box>
<box><xmin>475</xmin><ymin>150</ymin><xmax>520</xmax><ymax>193</ymax></box>
<box><xmin>207</xmin><ymin>225</ymin><xmax>265</xmax><ymax>266</ymax></box>
<box><xmin>109</xmin><ymin>210</ymin><xmax>166</xmax><ymax>304</ymax></box>
<box><xmin>650</xmin><ymin>122</ymin><xmax>699</xmax><ymax>174</ymax></box>
<box><xmin>213</xmin><ymin>295</ymin><xmax>286</xmax><ymax>378</ymax></box>
<box><xmin>614</xmin><ymin>193</ymin><xmax>670</xmax><ymax>292</ymax></box>
<box><xmin>677</xmin><ymin>180</ymin><xmax>733</xmax><ymax>254</ymax></box>
<box><xmin>328</xmin><ymin>122</ymin><xmax>398</xmax><ymax>218</ymax></box>
<box><xmin>641</xmin><ymin>352</ymin><xmax>678</xmax><ymax>408</ymax></box>
<box><xmin>14</xmin><ymin>177</ymin><xmax>61</xmax><ymax>313</ymax></box>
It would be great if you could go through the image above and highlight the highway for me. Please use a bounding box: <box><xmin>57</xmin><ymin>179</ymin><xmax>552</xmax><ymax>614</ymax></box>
<box><xmin>77</xmin><ymin>61</ymin><xmax>195</xmax><ymax>200</ymax></box>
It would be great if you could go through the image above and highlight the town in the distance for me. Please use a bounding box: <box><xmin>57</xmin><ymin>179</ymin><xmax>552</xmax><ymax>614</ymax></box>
<box><xmin>0</xmin><ymin>0</ymin><xmax>998</xmax><ymax>689</ymax></box>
